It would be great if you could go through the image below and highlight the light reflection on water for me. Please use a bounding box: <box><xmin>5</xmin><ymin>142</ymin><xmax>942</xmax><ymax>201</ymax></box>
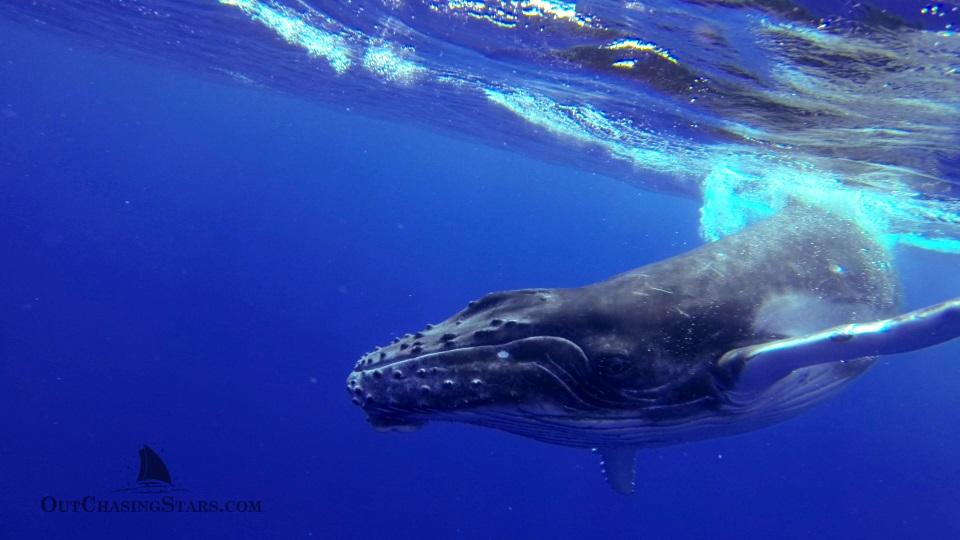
<box><xmin>1</xmin><ymin>0</ymin><xmax>958</xmax><ymax>250</ymax></box>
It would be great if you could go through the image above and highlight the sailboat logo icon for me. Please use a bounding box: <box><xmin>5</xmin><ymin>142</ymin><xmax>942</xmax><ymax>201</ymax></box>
<box><xmin>115</xmin><ymin>445</ymin><xmax>186</xmax><ymax>494</ymax></box>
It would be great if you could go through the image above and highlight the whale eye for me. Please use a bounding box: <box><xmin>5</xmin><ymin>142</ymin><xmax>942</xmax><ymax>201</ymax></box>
<box><xmin>592</xmin><ymin>354</ymin><xmax>633</xmax><ymax>377</ymax></box>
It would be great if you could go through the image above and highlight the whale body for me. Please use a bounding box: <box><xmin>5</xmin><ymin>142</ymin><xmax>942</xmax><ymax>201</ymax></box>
<box><xmin>347</xmin><ymin>207</ymin><xmax>960</xmax><ymax>493</ymax></box>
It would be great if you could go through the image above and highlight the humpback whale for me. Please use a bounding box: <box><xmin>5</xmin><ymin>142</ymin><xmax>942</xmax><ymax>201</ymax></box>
<box><xmin>346</xmin><ymin>207</ymin><xmax>960</xmax><ymax>493</ymax></box>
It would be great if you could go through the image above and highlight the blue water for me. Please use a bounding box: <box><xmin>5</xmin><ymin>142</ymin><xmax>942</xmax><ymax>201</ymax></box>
<box><xmin>2</xmin><ymin>2</ymin><xmax>960</xmax><ymax>539</ymax></box>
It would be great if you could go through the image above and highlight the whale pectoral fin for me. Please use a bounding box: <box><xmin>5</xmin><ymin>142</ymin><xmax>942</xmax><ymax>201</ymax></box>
<box><xmin>717</xmin><ymin>297</ymin><xmax>960</xmax><ymax>393</ymax></box>
<box><xmin>594</xmin><ymin>447</ymin><xmax>637</xmax><ymax>494</ymax></box>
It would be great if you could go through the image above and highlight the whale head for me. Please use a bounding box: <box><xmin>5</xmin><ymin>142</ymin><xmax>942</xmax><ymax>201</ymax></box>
<box><xmin>345</xmin><ymin>284</ymin><xmax>718</xmax><ymax>446</ymax></box>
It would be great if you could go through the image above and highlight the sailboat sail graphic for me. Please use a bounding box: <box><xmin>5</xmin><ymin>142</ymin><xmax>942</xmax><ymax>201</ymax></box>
<box><xmin>137</xmin><ymin>445</ymin><xmax>172</xmax><ymax>485</ymax></box>
<box><xmin>116</xmin><ymin>445</ymin><xmax>183</xmax><ymax>493</ymax></box>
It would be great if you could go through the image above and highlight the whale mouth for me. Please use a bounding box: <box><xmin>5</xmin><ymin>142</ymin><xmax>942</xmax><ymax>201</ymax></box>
<box><xmin>346</xmin><ymin>336</ymin><xmax>592</xmax><ymax>427</ymax></box>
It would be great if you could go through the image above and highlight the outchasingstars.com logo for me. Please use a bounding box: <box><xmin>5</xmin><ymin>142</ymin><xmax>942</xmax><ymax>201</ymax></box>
<box><xmin>40</xmin><ymin>445</ymin><xmax>262</xmax><ymax>514</ymax></box>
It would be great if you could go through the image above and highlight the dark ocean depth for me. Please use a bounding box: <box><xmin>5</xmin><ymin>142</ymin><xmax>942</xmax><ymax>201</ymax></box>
<box><xmin>2</xmin><ymin>18</ymin><xmax>960</xmax><ymax>540</ymax></box>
